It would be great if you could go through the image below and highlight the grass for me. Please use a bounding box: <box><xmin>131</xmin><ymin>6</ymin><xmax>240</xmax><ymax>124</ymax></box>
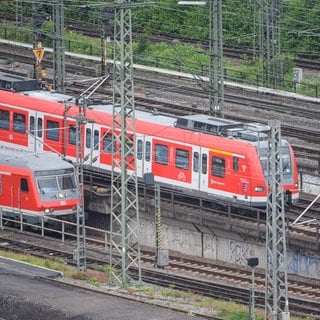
<box><xmin>1</xmin><ymin>21</ymin><xmax>319</xmax><ymax>97</ymax></box>
<box><xmin>0</xmin><ymin>248</ymin><xmax>313</xmax><ymax>320</ymax></box>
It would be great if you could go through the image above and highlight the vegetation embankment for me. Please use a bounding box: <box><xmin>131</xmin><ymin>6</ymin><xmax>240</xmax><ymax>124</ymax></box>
<box><xmin>0</xmin><ymin>0</ymin><xmax>319</xmax><ymax>95</ymax></box>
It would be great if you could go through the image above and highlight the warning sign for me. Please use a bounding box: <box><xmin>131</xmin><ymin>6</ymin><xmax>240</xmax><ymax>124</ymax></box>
<box><xmin>33</xmin><ymin>47</ymin><xmax>45</xmax><ymax>62</ymax></box>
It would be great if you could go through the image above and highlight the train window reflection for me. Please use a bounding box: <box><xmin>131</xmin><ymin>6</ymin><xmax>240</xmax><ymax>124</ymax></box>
<box><xmin>46</xmin><ymin>120</ymin><xmax>59</xmax><ymax>141</ymax></box>
<box><xmin>212</xmin><ymin>156</ymin><xmax>225</xmax><ymax>178</ymax></box>
<box><xmin>94</xmin><ymin>130</ymin><xmax>99</xmax><ymax>150</ymax></box>
<box><xmin>260</xmin><ymin>157</ymin><xmax>267</xmax><ymax>172</ymax></box>
<box><xmin>103</xmin><ymin>133</ymin><xmax>114</xmax><ymax>153</ymax></box>
<box><xmin>193</xmin><ymin>152</ymin><xmax>199</xmax><ymax>172</ymax></box>
<box><xmin>38</xmin><ymin>118</ymin><xmax>43</xmax><ymax>138</ymax></box>
<box><xmin>282</xmin><ymin>154</ymin><xmax>292</xmax><ymax>174</ymax></box>
<box><xmin>13</xmin><ymin>113</ymin><xmax>26</xmax><ymax>133</ymax></box>
<box><xmin>30</xmin><ymin>116</ymin><xmax>35</xmax><ymax>135</ymax></box>
<box><xmin>146</xmin><ymin>141</ymin><xmax>151</xmax><ymax>162</ymax></box>
<box><xmin>259</xmin><ymin>154</ymin><xmax>292</xmax><ymax>174</ymax></box>
<box><xmin>86</xmin><ymin>128</ymin><xmax>91</xmax><ymax>148</ymax></box>
<box><xmin>176</xmin><ymin>148</ymin><xmax>189</xmax><ymax>169</ymax></box>
<box><xmin>36</xmin><ymin>170</ymin><xmax>76</xmax><ymax>193</ymax></box>
<box><xmin>58</xmin><ymin>174</ymin><xmax>76</xmax><ymax>190</ymax></box>
<box><xmin>20</xmin><ymin>178</ymin><xmax>29</xmax><ymax>192</ymax></box>
<box><xmin>0</xmin><ymin>110</ymin><xmax>9</xmax><ymax>130</ymax></box>
<box><xmin>37</xmin><ymin>176</ymin><xmax>59</xmax><ymax>193</ymax></box>
<box><xmin>202</xmin><ymin>154</ymin><xmax>207</xmax><ymax>174</ymax></box>
<box><xmin>155</xmin><ymin>144</ymin><xmax>168</xmax><ymax>165</ymax></box>
<box><xmin>137</xmin><ymin>140</ymin><xmax>143</xmax><ymax>160</ymax></box>
<box><xmin>69</xmin><ymin>126</ymin><xmax>76</xmax><ymax>145</ymax></box>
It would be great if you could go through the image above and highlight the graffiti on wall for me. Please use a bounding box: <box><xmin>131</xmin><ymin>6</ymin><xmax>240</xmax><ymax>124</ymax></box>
<box><xmin>288</xmin><ymin>251</ymin><xmax>320</xmax><ymax>278</ymax></box>
<box><xmin>228</xmin><ymin>240</ymin><xmax>251</xmax><ymax>265</ymax></box>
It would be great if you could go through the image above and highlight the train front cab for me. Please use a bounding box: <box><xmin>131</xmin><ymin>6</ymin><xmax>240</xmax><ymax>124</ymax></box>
<box><xmin>206</xmin><ymin>147</ymin><xmax>265</xmax><ymax>206</ymax></box>
<box><xmin>0</xmin><ymin>168</ymin><xmax>41</xmax><ymax>224</ymax></box>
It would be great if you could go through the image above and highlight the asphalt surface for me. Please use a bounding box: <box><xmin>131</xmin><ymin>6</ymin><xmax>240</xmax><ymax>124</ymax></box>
<box><xmin>0</xmin><ymin>257</ymin><xmax>204</xmax><ymax>320</ymax></box>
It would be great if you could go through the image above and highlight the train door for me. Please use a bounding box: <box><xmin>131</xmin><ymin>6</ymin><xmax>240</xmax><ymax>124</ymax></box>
<box><xmin>136</xmin><ymin>135</ymin><xmax>152</xmax><ymax>178</ymax></box>
<box><xmin>192</xmin><ymin>147</ymin><xmax>200</xmax><ymax>190</ymax></box>
<box><xmin>84</xmin><ymin>123</ymin><xmax>101</xmax><ymax>167</ymax></box>
<box><xmin>196</xmin><ymin>147</ymin><xmax>209</xmax><ymax>194</ymax></box>
<box><xmin>28</xmin><ymin>111</ymin><xmax>44</xmax><ymax>152</ymax></box>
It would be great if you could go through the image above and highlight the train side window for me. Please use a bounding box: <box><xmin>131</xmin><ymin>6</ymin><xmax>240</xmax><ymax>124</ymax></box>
<box><xmin>30</xmin><ymin>116</ymin><xmax>43</xmax><ymax>137</ymax></box>
<box><xmin>20</xmin><ymin>178</ymin><xmax>29</xmax><ymax>192</ymax></box>
<box><xmin>13</xmin><ymin>113</ymin><xmax>26</xmax><ymax>133</ymax></box>
<box><xmin>176</xmin><ymin>148</ymin><xmax>189</xmax><ymax>169</ymax></box>
<box><xmin>46</xmin><ymin>120</ymin><xmax>59</xmax><ymax>141</ymax></box>
<box><xmin>201</xmin><ymin>154</ymin><xmax>207</xmax><ymax>174</ymax></box>
<box><xmin>193</xmin><ymin>152</ymin><xmax>199</xmax><ymax>172</ymax></box>
<box><xmin>103</xmin><ymin>133</ymin><xmax>113</xmax><ymax>152</ymax></box>
<box><xmin>94</xmin><ymin>130</ymin><xmax>99</xmax><ymax>150</ymax></box>
<box><xmin>69</xmin><ymin>126</ymin><xmax>76</xmax><ymax>145</ymax></box>
<box><xmin>212</xmin><ymin>156</ymin><xmax>225</xmax><ymax>178</ymax></box>
<box><xmin>30</xmin><ymin>116</ymin><xmax>35</xmax><ymax>135</ymax></box>
<box><xmin>137</xmin><ymin>139</ymin><xmax>143</xmax><ymax>160</ymax></box>
<box><xmin>0</xmin><ymin>110</ymin><xmax>9</xmax><ymax>130</ymax></box>
<box><xmin>145</xmin><ymin>141</ymin><xmax>151</xmax><ymax>162</ymax></box>
<box><xmin>37</xmin><ymin>118</ymin><xmax>43</xmax><ymax>138</ymax></box>
<box><xmin>86</xmin><ymin>128</ymin><xmax>91</xmax><ymax>148</ymax></box>
<box><xmin>233</xmin><ymin>156</ymin><xmax>239</xmax><ymax>172</ymax></box>
<box><xmin>282</xmin><ymin>154</ymin><xmax>292</xmax><ymax>174</ymax></box>
<box><xmin>155</xmin><ymin>144</ymin><xmax>168</xmax><ymax>165</ymax></box>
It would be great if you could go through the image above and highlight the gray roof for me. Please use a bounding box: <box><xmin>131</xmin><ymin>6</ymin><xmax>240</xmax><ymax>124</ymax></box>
<box><xmin>0</xmin><ymin>148</ymin><xmax>73</xmax><ymax>171</ymax></box>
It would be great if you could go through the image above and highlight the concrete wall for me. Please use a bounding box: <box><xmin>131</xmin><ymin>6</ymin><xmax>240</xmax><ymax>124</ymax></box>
<box><xmin>300</xmin><ymin>173</ymin><xmax>320</xmax><ymax>195</ymax></box>
<box><xmin>140</xmin><ymin>215</ymin><xmax>320</xmax><ymax>279</ymax></box>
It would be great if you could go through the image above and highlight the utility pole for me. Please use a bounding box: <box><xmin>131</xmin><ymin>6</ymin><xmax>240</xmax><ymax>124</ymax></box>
<box><xmin>15</xmin><ymin>0</ymin><xmax>23</xmax><ymax>36</ymax></box>
<box><xmin>32</xmin><ymin>1</ymin><xmax>46</xmax><ymax>87</ymax></box>
<box><xmin>178</xmin><ymin>0</ymin><xmax>224</xmax><ymax>117</ymax></box>
<box><xmin>73</xmin><ymin>99</ymin><xmax>87</xmax><ymax>272</ymax></box>
<box><xmin>101</xmin><ymin>9</ymin><xmax>113</xmax><ymax>76</ymax></box>
<box><xmin>265</xmin><ymin>120</ymin><xmax>289</xmax><ymax>320</ymax></box>
<box><xmin>106</xmin><ymin>0</ymin><xmax>153</xmax><ymax>288</ymax></box>
<box><xmin>259</xmin><ymin>0</ymin><xmax>283</xmax><ymax>88</ymax></box>
<box><xmin>53</xmin><ymin>0</ymin><xmax>65</xmax><ymax>92</ymax></box>
<box><xmin>208</xmin><ymin>0</ymin><xmax>224</xmax><ymax>117</ymax></box>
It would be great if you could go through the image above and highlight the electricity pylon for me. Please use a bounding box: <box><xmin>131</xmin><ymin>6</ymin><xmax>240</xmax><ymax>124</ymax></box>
<box><xmin>265</xmin><ymin>120</ymin><xmax>289</xmax><ymax>320</ymax></box>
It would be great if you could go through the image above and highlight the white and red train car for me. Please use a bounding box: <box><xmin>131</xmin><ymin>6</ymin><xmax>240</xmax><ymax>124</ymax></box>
<box><xmin>0</xmin><ymin>88</ymin><xmax>299</xmax><ymax>207</ymax></box>
<box><xmin>0</xmin><ymin>146</ymin><xmax>79</xmax><ymax>224</ymax></box>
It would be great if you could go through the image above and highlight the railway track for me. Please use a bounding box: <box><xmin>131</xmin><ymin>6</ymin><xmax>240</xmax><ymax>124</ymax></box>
<box><xmin>0</xmin><ymin>229</ymin><xmax>320</xmax><ymax>319</ymax></box>
<box><xmin>0</xmin><ymin>42</ymin><xmax>319</xmax><ymax>175</ymax></box>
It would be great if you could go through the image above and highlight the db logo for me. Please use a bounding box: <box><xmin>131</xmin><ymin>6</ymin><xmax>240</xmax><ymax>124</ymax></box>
<box><xmin>177</xmin><ymin>172</ymin><xmax>186</xmax><ymax>181</ymax></box>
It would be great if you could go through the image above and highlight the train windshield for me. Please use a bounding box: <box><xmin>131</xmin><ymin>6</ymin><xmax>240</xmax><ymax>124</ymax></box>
<box><xmin>36</xmin><ymin>169</ymin><xmax>77</xmax><ymax>193</ymax></box>
<box><xmin>259</xmin><ymin>148</ymin><xmax>292</xmax><ymax>176</ymax></box>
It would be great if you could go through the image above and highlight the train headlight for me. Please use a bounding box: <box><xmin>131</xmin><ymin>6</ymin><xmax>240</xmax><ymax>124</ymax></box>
<box><xmin>254</xmin><ymin>186</ymin><xmax>264</xmax><ymax>192</ymax></box>
<box><xmin>58</xmin><ymin>193</ymin><xmax>64</xmax><ymax>199</ymax></box>
<box><xmin>44</xmin><ymin>208</ymin><xmax>54</xmax><ymax>214</ymax></box>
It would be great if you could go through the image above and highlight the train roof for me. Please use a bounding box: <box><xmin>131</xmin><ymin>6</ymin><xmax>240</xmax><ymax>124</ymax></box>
<box><xmin>89</xmin><ymin>104</ymin><xmax>270</xmax><ymax>145</ymax></box>
<box><xmin>0</xmin><ymin>147</ymin><xmax>74</xmax><ymax>171</ymax></box>
<box><xmin>21</xmin><ymin>89</ymin><xmax>75</xmax><ymax>103</ymax></box>
<box><xmin>0</xmin><ymin>89</ymin><xmax>279</xmax><ymax>150</ymax></box>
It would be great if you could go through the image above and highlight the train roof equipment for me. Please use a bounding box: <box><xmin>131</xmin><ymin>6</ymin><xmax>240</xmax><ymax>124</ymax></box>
<box><xmin>175</xmin><ymin>114</ymin><xmax>270</xmax><ymax>142</ymax></box>
<box><xmin>0</xmin><ymin>71</ymin><xmax>38</xmax><ymax>92</ymax></box>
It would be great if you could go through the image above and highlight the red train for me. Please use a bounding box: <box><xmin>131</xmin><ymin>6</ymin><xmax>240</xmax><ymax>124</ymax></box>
<box><xmin>0</xmin><ymin>146</ymin><xmax>79</xmax><ymax>224</ymax></box>
<box><xmin>0</xmin><ymin>88</ymin><xmax>299</xmax><ymax>207</ymax></box>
